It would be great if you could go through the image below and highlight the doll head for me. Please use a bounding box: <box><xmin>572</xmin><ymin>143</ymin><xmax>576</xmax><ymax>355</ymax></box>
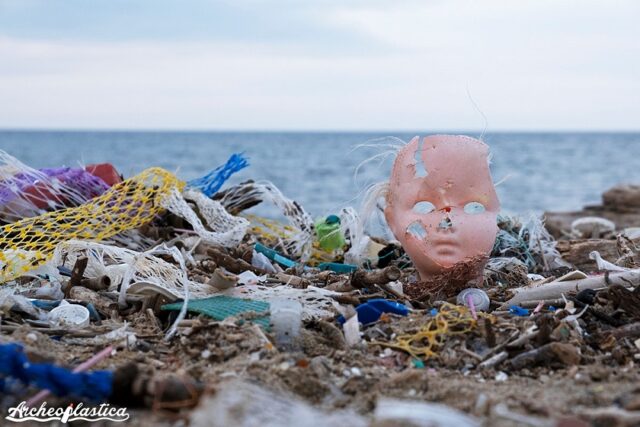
<box><xmin>384</xmin><ymin>135</ymin><xmax>499</xmax><ymax>281</ymax></box>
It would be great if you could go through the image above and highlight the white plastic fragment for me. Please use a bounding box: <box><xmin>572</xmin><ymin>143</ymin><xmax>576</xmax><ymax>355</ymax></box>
<box><xmin>374</xmin><ymin>398</ymin><xmax>481</xmax><ymax>427</ymax></box>
<box><xmin>589</xmin><ymin>251</ymin><xmax>629</xmax><ymax>272</ymax></box>
<box><xmin>48</xmin><ymin>303</ymin><xmax>90</xmax><ymax>329</ymax></box>
<box><xmin>208</xmin><ymin>268</ymin><xmax>239</xmax><ymax>290</ymax></box>
<box><xmin>190</xmin><ymin>381</ymin><xmax>367</xmax><ymax>427</ymax></box>
<box><xmin>571</xmin><ymin>216</ymin><xmax>616</xmax><ymax>238</ymax></box>
<box><xmin>270</xmin><ymin>298</ymin><xmax>302</xmax><ymax>351</ymax></box>
<box><xmin>251</xmin><ymin>250</ymin><xmax>277</xmax><ymax>273</ymax></box>
<box><xmin>222</xmin><ymin>285</ymin><xmax>338</xmax><ymax>320</ymax></box>
<box><xmin>236</xmin><ymin>271</ymin><xmax>265</xmax><ymax>285</ymax></box>
<box><xmin>343</xmin><ymin>313</ymin><xmax>361</xmax><ymax>347</ymax></box>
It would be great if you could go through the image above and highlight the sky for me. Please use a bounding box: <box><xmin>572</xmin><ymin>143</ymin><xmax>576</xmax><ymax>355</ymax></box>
<box><xmin>0</xmin><ymin>0</ymin><xmax>638</xmax><ymax>131</ymax></box>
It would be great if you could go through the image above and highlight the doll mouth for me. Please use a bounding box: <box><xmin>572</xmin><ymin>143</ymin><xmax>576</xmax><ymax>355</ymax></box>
<box><xmin>430</xmin><ymin>239</ymin><xmax>460</xmax><ymax>256</ymax></box>
<box><xmin>434</xmin><ymin>246</ymin><xmax>459</xmax><ymax>256</ymax></box>
<box><xmin>430</xmin><ymin>238</ymin><xmax>459</xmax><ymax>248</ymax></box>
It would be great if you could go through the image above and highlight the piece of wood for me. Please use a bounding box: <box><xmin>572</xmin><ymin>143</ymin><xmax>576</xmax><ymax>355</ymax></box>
<box><xmin>509</xmin><ymin>342</ymin><xmax>580</xmax><ymax>370</ymax></box>
<box><xmin>351</xmin><ymin>266</ymin><xmax>401</xmax><ymax>289</ymax></box>
<box><xmin>64</xmin><ymin>256</ymin><xmax>89</xmax><ymax>297</ymax></box>
<box><xmin>80</xmin><ymin>275</ymin><xmax>111</xmax><ymax>291</ymax></box>
<box><xmin>206</xmin><ymin>247</ymin><xmax>266</xmax><ymax>275</ymax></box>
<box><xmin>502</xmin><ymin>269</ymin><xmax>640</xmax><ymax>308</ymax></box>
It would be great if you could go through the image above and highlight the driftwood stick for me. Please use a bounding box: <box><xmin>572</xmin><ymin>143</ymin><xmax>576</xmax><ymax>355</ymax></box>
<box><xmin>479</xmin><ymin>351</ymin><xmax>508</xmax><ymax>369</ymax></box>
<box><xmin>502</xmin><ymin>269</ymin><xmax>640</xmax><ymax>308</ymax></box>
<box><xmin>351</xmin><ymin>266</ymin><xmax>401</xmax><ymax>289</ymax></box>
<box><xmin>206</xmin><ymin>247</ymin><xmax>266</xmax><ymax>275</ymax></box>
<box><xmin>80</xmin><ymin>275</ymin><xmax>111</xmax><ymax>291</ymax></box>
<box><xmin>64</xmin><ymin>256</ymin><xmax>88</xmax><ymax>297</ymax></box>
<box><xmin>509</xmin><ymin>342</ymin><xmax>580</xmax><ymax>370</ymax></box>
<box><xmin>595</xmin><ymin>321</ymin><xmax>640</xmax><ymax>341</ymax></box>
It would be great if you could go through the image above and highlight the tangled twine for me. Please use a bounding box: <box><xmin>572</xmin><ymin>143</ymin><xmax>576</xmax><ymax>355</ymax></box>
<box><xmin>376</xmin><ymin>303</ymin><xmax>493</xmax><ymax>360</ymax></box>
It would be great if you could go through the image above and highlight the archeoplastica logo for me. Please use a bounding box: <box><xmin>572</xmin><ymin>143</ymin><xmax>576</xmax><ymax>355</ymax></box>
<box><xmin>5</xmin><ymin>401</ymin><xmax>130</xmax><ymax>423</ymax></box>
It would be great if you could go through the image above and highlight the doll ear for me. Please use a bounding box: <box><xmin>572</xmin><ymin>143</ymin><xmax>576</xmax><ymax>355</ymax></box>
<box><xmin>391</xmin><ymin>136</ymin><xmax>425</xmax><ymax>185</ymax></box>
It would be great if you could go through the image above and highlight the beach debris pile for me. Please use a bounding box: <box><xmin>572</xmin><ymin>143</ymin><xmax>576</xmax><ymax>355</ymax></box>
<box><xmin>1</xmin><ymin>148</ymin><xmax>640</xmax><ymax>427</ymax></box>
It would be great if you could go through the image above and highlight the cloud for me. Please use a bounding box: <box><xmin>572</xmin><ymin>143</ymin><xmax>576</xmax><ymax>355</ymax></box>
<box><xmin>0</xmin><ymin>0</ymin><xmax>638</xmax><ymax>130</ymax></box>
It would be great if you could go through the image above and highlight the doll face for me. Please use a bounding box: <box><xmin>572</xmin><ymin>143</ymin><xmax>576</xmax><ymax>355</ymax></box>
<box><xmin>384</xmin><ymin>135</ymin><xmax>499</xmax><ymax>280</ymax></box>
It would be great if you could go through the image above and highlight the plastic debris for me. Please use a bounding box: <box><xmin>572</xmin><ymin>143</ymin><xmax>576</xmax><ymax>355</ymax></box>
<box><xmin>187</xmin><ymin>153</ymin><xmax>249</xmax><ymax>197</ymax></box>
<box><xmin>375</xmin><ymin>398</ymin><xmax>480</xmax><ymax>427</ymax></box>
<box><xmin>377</xmin><ymin>303</ymin><xmax>493</xmax><ymax>359</ymax></box>
<box><xmin>340</xmin><ymin>298</ymin><xmax>409</xmax><ymax>325</ymax></box>
<box><xmin>457</xmin><ymin>288</ymin><xmax>491</xmax><ymax>312</ymax></box>
<box><xmin>254</xmin><ymin>242</ymin><xmax>298</xmax><ymax>268</ymax></box>
<box><xmin>0</xmin><ymin>343</ymin><xmax>113</xmax><ymax>401</ymax></box>
<box><xmin>1</xmin><ymin>148</ymin><xmax>639</xmax><ymax>426</ymax></box>
<box><xmin>190</xmin><ymin>381</ymin><xmax>368</xmax><ymax>427</ymax></box>
<box><xmin>571</xmin><ymin>216</ymin><xmax>616</xmax><ymax>238</ymax></box>
<box><xmin>0</xmin><ymin>168</ymin><xmax>181</xmax><ymax>283</ymax></box>
<box><xmin>589</xmin><ymin>250</ymin><xmax>629</xmax><ymax>272</ymax></box>
<box><xmin>270</xmin><ymin>298</ymin><xmax>302</xmax><ymax>351</ymax></box>
<box><xmin>318</xmin><ymin>262</ymin><xmax>358</xmax><ymax>273</ymax></box>
<box><xmin>315</xmin><ymin>214</ymin><xmax>346</xmax><ymax>251</ymax></box>
<box><xmin>217</xmin><ymin>180</ymin><xmax>315</xmax><ymax>260</ymax></box>
<box><xmin>48</xmin><ymin>303</ymin><xmax>90</xmax><ymax>328</ymax></box>
<box><xmin>509</xmin><ymin>305</ymin><xmax>530</xmax><ymax>317</ymax></box>
<box><xmin>162</xmin><ymin>296</ymin><xmax>271</xmax><ymax>329</ymax></box>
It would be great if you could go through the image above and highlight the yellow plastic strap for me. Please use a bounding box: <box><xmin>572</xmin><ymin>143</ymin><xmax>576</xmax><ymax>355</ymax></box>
<box><xmin>376</xmin><ymin>303</ymin><xmax>494</xmax><ymax>360</ymax></box>
<box><xmin>0</xmin><ymin>167</ymin><xmax>183</xmax><ymax>283</ymax></box>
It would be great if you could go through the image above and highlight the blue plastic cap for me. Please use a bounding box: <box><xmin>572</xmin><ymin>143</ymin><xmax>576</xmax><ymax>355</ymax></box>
<box><xmin>325</xmin><ymin>215</ymin><xmax>340</xmax><ymax>225</ymax></box>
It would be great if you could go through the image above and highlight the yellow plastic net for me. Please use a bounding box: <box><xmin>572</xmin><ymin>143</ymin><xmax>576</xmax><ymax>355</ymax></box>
<box><xmin>0</xmin><ymin>167</ymin><xmax>183</xmax><ymax>283</ymax></box>
<box><xmin>376</xmin><ymin>303</ymin><xmax>494</xmax><ymax>360</ymax></box>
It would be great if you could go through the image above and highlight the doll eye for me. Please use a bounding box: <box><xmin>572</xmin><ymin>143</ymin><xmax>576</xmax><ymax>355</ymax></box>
<box><xmin>406</xmin><ymin>221</ymin><xmax>427</xmax><ymax>238</ymax></box>
<box><xmin>413</xmin><ymin>201</ymin><xmax>435</xmax><ymax>214</ymax></box>
<box><xmin>464</xmin><ymin>202</ymin><xmax>486</xmax><ymax>214</ymax></box>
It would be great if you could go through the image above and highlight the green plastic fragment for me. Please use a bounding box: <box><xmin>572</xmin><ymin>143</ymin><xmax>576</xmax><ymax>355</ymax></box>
<box><xmin>412</xmin><ymin>359</ymin><xmax>425</xmax><ymax>369</ymax></box>
<box><xmin>315</xmin><ymin>216</ymin><xmax>346</xmax><ymax>251</ymax></box>
<box><xmin>161</xmin><ymin>295</ymin><xmax>271</xmax><ymax>329</ymax></box>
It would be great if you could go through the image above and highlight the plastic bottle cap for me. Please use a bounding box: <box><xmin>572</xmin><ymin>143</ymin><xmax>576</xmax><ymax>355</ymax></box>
<box><xmin>48</xmin><ymin>304</ymin><xmax>90</xmax><ymax>328</ymax></box>
<box><xmin>325</xmin><ymin>215</ymin><xmax>340</xmax><ymax>225</ymax></box>
<box><xmin>456</xmin><ymin>288</ymin><xmax>490</xmax><ymax>312</ymax></box>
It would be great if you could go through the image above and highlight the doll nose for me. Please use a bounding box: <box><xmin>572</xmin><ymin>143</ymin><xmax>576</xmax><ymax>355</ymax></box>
<box><xmin>437</xmin><ymin>214</ymin><xmax>453</xmax><ymax>231</ymax></box>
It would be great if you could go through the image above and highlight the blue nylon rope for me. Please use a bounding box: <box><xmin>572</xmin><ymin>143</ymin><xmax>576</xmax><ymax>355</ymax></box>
<box><xmin>187</xmin><ymin>153</ymin><xmax>249</xmax><ymax>197</ymax></box>
<box><xmin>0</xmin><ymin>343</ymin><xmax>113</xmax><ymax>401</ymax></box>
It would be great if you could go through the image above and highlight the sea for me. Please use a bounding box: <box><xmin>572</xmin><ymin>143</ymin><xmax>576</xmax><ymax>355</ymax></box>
<box><xmin>0</xmin><ymin>131</ymin><xmax>638</xmax><ymax>218</ymax></box>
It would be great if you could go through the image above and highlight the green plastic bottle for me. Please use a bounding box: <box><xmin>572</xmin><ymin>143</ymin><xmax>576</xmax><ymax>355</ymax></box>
<box><xmin>315</xmin><ymin>214</ymin><xmax>346</xmax><ymax>251</ymax></box>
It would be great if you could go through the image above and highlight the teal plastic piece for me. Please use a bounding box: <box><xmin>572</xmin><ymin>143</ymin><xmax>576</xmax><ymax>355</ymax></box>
<box><xmin>162</xmin><ymin>295</ymin><xmax>270</xmax><ymax>329</ymax></box>
<box><xmin>317</xmin><ymin>262</ymin><xmax>358</xmax><ymax>274</ymax></box>
<box><xmin>254</xmin><ymin>243</ymin><xmax>297</xmax><ymax>268</ymax></box>
<box><xmin>412</xmin><ymin>359</ymin><xmax>425</xmax><ymax>369</ymax></box>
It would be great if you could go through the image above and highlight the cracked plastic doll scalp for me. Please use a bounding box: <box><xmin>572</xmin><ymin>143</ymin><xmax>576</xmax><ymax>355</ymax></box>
<box><xmin>384</xmin><ymin>135</ymin><xmax>500</xmax><ymax>281</ymax></box>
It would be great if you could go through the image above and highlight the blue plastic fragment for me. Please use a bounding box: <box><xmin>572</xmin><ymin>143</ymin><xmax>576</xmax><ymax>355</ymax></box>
<box><xmin>318</xmin><ymin>262</ymin><xmax>358</xmax><ymax>274</ymax></box>
<box><xmin>30</xmin><ymin>299</ymin><xmax>61</xmax><ymax>310</ymax></box>
<box><xmin>0</xmin><ymin>343</ymin><xmax>113</xmax><ymax>401</ymax></box>
<box><xmin>187</xmin><ymin>153</ymin><xmax>249</xmax><ymax>197</ymax></box>
<box><xmin>548</xmin><ymin>306</ymin><xmax>557</xmax><ymax>311</ymax></box>
<box><xmin>86</xmin><ymin>303</ymin><xmax>101</xmax><ymax>321</ymax></box>
<box><xmin>57</xmin><ymin>265</ymin><xmax>73</xmax><ymax>277</ymax></box>
<box><xmin>429</xmin><ymin>308</ymin><xmax>438</xmax><ymax>316</ymax></box>
<box><xmin>509</xmin><ymin>305</ymin><xmax>530</xmax><ymax>316</ymax></box>
<box><xmin>254</xmin><ymin>243</ymin><xmax>297</xmax><ymax>268</ymax></box>
<box><xmin>339</xmin><ymin>298</ymin><xmax>409</xmax><ymax>325</ymax></box>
